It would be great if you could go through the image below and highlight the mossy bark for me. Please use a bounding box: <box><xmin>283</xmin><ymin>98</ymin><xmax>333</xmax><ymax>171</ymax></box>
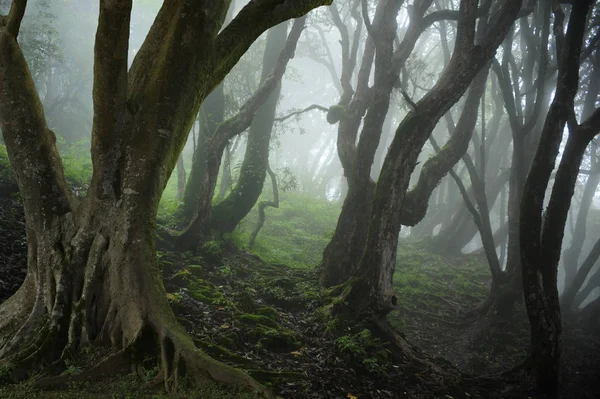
<box><xmin>0</xmin><ymin>0</ymin><xmax>331</xmax><ymax>394</ymax></box>
<box><xmin>338</xmin><ymin>0</ymin><xmax>523</xmax><ymax>319</ymax></box>
<box><xmin>208</xmin><ymin>22</ymin><xmax>288</xmax><ymax>236</ymax></box>
<box><xmin>181</xmin><ymin>85</ymin><xmax>226</xmax><ymax>222</ymax></box>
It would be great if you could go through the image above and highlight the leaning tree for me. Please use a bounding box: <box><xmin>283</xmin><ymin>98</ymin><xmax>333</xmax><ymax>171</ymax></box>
<box><xmin>520</xmin><ymin>0</ymin><xmax>600</xmax><ymax>395</ymax></box>
<box><xmin>0</xmin><ymin>0</ymin><xmax>331</xmax><ymax>393</ymax></box>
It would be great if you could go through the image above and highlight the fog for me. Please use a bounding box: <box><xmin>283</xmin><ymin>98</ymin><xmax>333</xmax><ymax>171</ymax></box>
<box><xmin>1</xmin><ymin>1</ymin><xmax>599</xmax><ymax>397</ymax></box>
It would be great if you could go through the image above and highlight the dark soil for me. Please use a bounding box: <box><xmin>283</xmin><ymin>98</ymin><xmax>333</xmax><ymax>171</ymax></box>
<box><xmin>1</xmin><ymin>182</ymin><xmax>599</xmax><ymax>398</ymax></box>
<box><xmin>0</xmin><ymin>179</ymin><xmax>27</xmax><ymax>304</ymax></box>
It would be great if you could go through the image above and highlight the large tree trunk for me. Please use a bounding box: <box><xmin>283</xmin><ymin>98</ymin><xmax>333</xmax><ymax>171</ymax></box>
<box><xmin>339</xmin><ymin>0</ymin><xmax>522</xmax><ymax>318</ymax></box>
<box><xmin>0</xmin><ymin>0</ymin><xmax>332</xmax><ymax>393</ymax></box>
<box><xmin>319</xmin><ymin>0</ymin><xmax>430</xmax><ymax>287</ymax></box>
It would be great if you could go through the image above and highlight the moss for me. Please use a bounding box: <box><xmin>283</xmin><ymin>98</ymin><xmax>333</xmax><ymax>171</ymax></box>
<box><xmin>237</xmin><ymin>313</ymin><xmax>279</xmax><ymax>329</ymax></box>
<box><xmin>188</xmin><ymin>280</ymin><xmax>227</xmax><ymax>306</ymax></box>
<box><xmin>257</xmin><ymin>329</ymin><xmax>300</xmax><ymax>353</ymax></box>
<box><xmin>256</xmin><ymin>306</ymin><xmax>278</xmax><ymax>321</ymax></box>
<box><xmin>201</xmin><ymin>240</ymin><xmax>222</xmax><ymax>262</ymax></box>
<box><xmin>217</xmin><ymin>332</ymin><xmax>241</xmax><ymax>350</ymax></box>
<box><xmin>235</xmin><ymin>291</ymin><xmax>257</xmax><ymax>313</ymax></box>
<box><xmin>186</xmin><ymin>264</ymin><xmax>203</xmax><ymax>277</ymax></box>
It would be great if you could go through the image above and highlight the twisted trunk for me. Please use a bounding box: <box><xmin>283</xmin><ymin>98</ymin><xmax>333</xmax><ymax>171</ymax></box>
<box><xmin>209</xmin><ymin>22</ymin><xmax>288</xmax><ymax>236</ymax></box>
<box><xmin>0</xmin><ymin>0</ymin><xmax>332</xmax><ymax>393</ymax></box>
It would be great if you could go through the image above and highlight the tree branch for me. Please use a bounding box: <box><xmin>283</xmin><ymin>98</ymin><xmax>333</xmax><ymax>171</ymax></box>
<box><xmin>214</xmin><ymin>0</ymin><xmax>333</xmax><ymax>86</ymax></box>
<box><xmin>214</xmin><ymin>17</ymin><xmax>307</xmax><ymax>147</ymax></box>
<box><xmin>5</xmin><ymin>0</ymin><xmax>26</xmax><ymax>38</ymax></box>
<box><xmin>275</xmin><ymin>104</ymin><xmax>329</xmax><ymax>123</ymax></box>
<box><xmin>90</xmin><ymin>0</ymin><xmax>133</xmax><ymax>199</ymax></box>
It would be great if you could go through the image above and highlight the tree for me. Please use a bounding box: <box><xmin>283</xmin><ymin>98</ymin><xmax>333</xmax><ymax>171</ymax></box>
<box><xmin>175</xmin><ymin>17</ymin><xmax>305</xmax><ymax>250</ymax></box>
<box><xmin>336</xmin><ymin>0</ymin><xmax>522</xmax><ymax>323</ymax></box>
<box><xmin>320</xmin><ymin>0</ymin><xmax>441</xmax><ymax>287</ymax></box>
<box><xmin>208</xmin><ymin>21</ymin><xmax>289</xmax><ymax>236</ymax></box>
<box><xmin>519</xmin><ymin>0</ymin><xmax>599</xmax><ymax>395</ymax></box>
<box><xmin>0</xmin><ymin>0</ymin><xmax>331</xmax><ymax>393</ymax></box>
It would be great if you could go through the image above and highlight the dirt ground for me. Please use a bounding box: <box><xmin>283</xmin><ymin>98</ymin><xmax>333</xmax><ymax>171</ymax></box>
<box><xmin>1</xmin><ymin>182</ymin><xmax>599</xmax><ymax>399</ymax></box>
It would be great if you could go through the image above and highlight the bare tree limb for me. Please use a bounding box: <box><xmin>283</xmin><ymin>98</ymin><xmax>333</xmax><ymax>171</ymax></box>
<box><xmin>274</xmin><ymin>104</ymin><xmax>329</xmax><ymax>123</ymax></box>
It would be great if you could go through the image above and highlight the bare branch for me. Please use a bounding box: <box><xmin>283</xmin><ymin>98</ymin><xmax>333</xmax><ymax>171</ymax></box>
<box><xmin>274</xmin><ymin>104</ymin><xmax>329</xmax><ymax>123</ymax></box>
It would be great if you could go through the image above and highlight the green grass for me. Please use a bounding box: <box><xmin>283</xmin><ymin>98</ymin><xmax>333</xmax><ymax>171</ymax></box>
<box><xmin>228</xmin><ymin>191</ymin><xmax>341</xmax><ymax>268</ymax></box>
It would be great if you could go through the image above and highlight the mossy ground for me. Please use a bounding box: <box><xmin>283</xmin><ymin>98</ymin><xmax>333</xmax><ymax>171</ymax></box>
<box><xmin>1</xmin><ymin>160</ymin><xmax>600</xmax><ymax>398</ymax></box>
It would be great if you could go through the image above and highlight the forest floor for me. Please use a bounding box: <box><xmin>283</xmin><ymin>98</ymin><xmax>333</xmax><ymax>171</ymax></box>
<box><xmin>0</xmin><ymin>180</ymin><xmax>599</xmax><ymax>399</ymax></box>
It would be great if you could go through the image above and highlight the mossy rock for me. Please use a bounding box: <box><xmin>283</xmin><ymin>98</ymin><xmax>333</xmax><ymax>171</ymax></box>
<box><xmin>257</xmin><ymin>329</ymin><xmax>301</xmax><ymax>353</ymax></box>
<box><xmin>185</xmin><ymin>277</ymin><xmax>227</xmax><ymax>306</ymax></box>
<box><xmin>237</xmin><ymin>313</ymin><xmax>279</xmax><ymax>329</ymax></box>
<box><xmin>235</xmin><ymin>291</ymin><xmax>257</xmax><ymax>313</ymax></box>
<box><xmin>256</xmin><ymin>306</ymin><xmax>278</xmax><ymax>321</ymax></box>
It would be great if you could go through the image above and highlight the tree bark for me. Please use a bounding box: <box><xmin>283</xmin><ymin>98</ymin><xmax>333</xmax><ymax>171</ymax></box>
<box><xmin>0</xmin><ymin>0</ymin><xmax>332</xmax><ymax>393</ymax></box>
<box><xmin>342</xmin><ymin>0</ymin><xmax>523</xmax><ymax>318</ymax></box>
<box><xmin>320</xmin><ymin>0</ymin><xmax>432</xmax><ymax>287</ymax></box>
<box><xmin>519</xmin><ymin>1</ymin><xmax>596</xmax><ymax>394</ymax></box>
<box><xmin>209</xmin><ymin>22</ymin><xmax>288</xmax><ymax>236</ymax></box>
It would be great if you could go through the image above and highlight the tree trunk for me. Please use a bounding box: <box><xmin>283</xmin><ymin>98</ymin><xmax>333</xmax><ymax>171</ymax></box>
<box><xmin>340</xmin><ymin>0</ymin><xmax>523</xmax><ymax>319</ymax></box>
<box><xmin>176</xmin><ymin>155</ymin><xmax>186</xmax><ymax>200</ymax></box>
<box><xmin>320</xmin><ymin>0</ymin><xmax>428</xmax><ymax>287</ymax></box>
<box><xmin>561</xmin><ymin>61</ymin><xmax>600</xmax><ymax>290</ymax></box>
<box><xmin>208</xmin><ymin>22</ymin><xmax>288</xmax><ymax>236</ymax></box>
<box><xmin>0</xmin><ymin>0</ymin><xmax>332</xmax><ymax>393</ymax></box>
<box><xmin>519</xmin><ymin>2</ymin><xmax>595</xmax><ymax>394</ymax></box>
<box><xmin>181</xmin><ymin>85</ymin><xmax>226</xmax><ymax>222</ymax></box>
<box><xmin>176</xmin><ymin>18</ymin><xmax>306</xmax><ymax>250</ymax></box>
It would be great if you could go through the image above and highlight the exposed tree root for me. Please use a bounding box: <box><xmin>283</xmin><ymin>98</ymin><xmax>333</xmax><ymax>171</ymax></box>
<box><xmin>1</xmin><ymin>300</ymin><xmax>274</xmax><ymax>397</ymax></box>
<box><xmin>0</xmin><ymin>229</ymin><xmax>273</xmax><ymax>398</ymax></box>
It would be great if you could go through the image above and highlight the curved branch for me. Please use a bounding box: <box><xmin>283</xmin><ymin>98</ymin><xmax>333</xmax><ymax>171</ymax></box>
<box><xmin>401</xmin><ymin>64</ymin><xmax>489</xmax><ymax>226</ymax></box>
<box><xmin>274</xmin><ymin>104</ymin><xmax>329</xmax><ymax>123</ymax></box>
<box><xmin>214</xmin><ymin>0</ymin><xmax>333</xmax><ymax>85</ymax></box>
<box><xmin>248</xmin><ymin>165</ymin><xmax>279</xmax><ymax>248</ymax></box>
<box><xmin>213</xmin><ymin>17</ymin><xmax>307</xmax><ymax>147</ymax></box>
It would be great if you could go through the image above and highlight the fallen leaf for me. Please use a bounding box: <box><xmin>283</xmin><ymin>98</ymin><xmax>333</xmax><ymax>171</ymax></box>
<box><xmin>348</xmin><ymin>393</ymin><xmax>357</xmax><ymax>399</ymax></box>
<box><xmin>290</xmin><ymin>351</ymin><xmax>302</xmax><ymax>356</ymax></box>
<box><xmin>220</xmin><ymin>323</ymin><xmax>230</xmax><ymax>329</ymax></box>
